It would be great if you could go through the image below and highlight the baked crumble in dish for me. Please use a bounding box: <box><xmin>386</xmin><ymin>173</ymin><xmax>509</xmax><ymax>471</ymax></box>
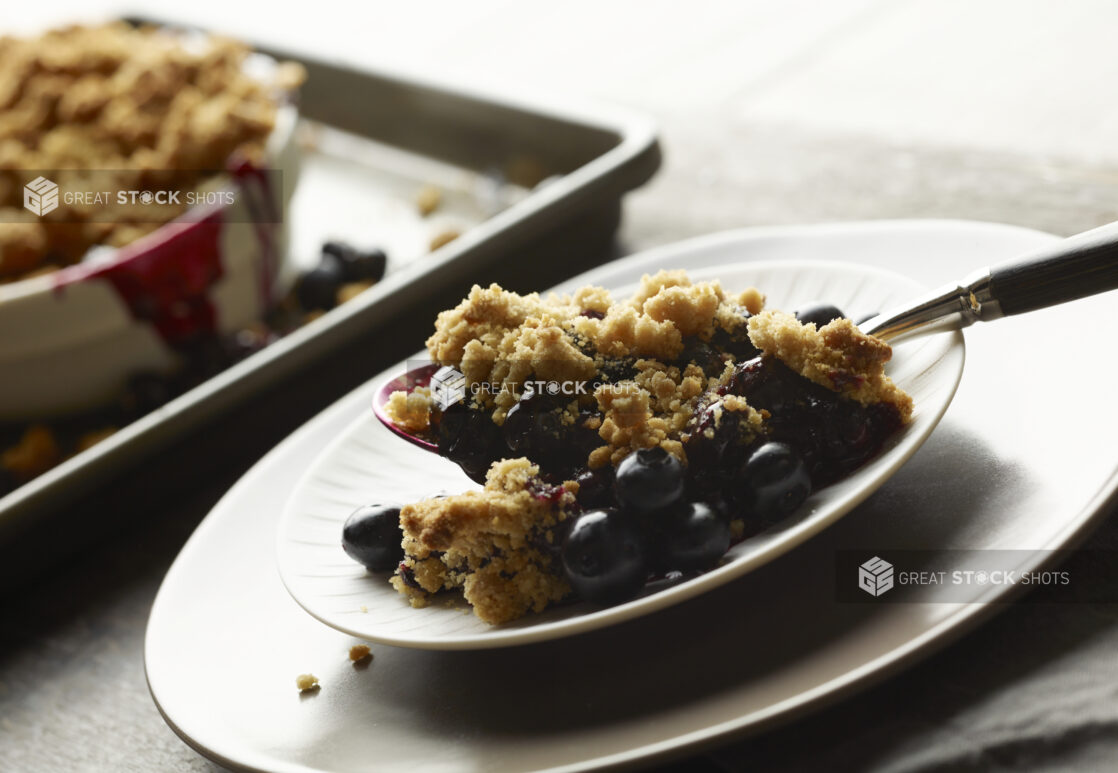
<box><xmin>345</xmin><ymin>271</ymin><xmax>913</xmax><ymax>624</ymax></box>
<box><xmin>0</xmin><ymin>22</ymin><xmax>305</xmax><ymax>281</ymax></box>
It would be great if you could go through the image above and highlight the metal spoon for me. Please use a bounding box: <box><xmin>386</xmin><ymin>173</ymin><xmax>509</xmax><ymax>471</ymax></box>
<box><xmin>371</xmin><ymin>363</ymin><xmax>442</xmax><ymax>451</ymax></box>
<box><xmin>862</xmin><ymin>219</ymin><xmax>1118</xmax><ymax>342</ymax></box>
<box><xmin>374</xmin><ymin>220</ymin><xmax>1118</xmax><ymax>448</ymax></box>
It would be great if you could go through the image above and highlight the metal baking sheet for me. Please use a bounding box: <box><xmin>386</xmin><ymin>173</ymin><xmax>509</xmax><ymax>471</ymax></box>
<box><xmin>0</xmin><ymin>29</ymin><xmax>660</xmax><ymax>552</ymax></box>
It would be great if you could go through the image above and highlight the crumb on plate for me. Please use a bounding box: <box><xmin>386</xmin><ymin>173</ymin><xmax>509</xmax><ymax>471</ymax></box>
<box><xmin>336</xmin><ymin>280</ymin><xmax>375</xmax><ymax>305</ymax></box>
<box><xmin>416</xmin><ymin>185</ymin><xmax>442</xmax><ymax>216</ymax></box>
<box><xmin>429</xmin><ymin>229</ymin><xmax>461</xmax><ymax>252</ymax></box>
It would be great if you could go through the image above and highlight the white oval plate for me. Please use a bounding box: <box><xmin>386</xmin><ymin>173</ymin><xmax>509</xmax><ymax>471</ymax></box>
<box><xmin>151</xmin><ymin>221</ymin><xmax>1118</xmax><ymax>773</ymax></box>
<box><xmin>276</xmin><ymin>258</ymin><xmax>965</xmax><ymax>649</ymax></box>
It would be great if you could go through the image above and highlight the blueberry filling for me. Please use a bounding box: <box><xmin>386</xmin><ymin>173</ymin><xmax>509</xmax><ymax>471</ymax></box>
<box><xmin>397</xmin><ymin>563</ymin><xmax>423</xmax><ymax>590</ymax></box>
<box><xmin>720</xmin><ymin>356</ymin><xmax>904</xmax><ymax>487</ymax></box>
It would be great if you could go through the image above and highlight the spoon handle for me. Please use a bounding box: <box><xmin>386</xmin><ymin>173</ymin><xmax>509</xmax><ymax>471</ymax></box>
<box><xmin>989</xmin><ymin>219</ymin><xmax>1118</xmax><ymax>315</ymax></box>
<box><xmin>863</xmin><ymin>220</ymin><xmax>1118</xmax><ymax>342</ymax></box>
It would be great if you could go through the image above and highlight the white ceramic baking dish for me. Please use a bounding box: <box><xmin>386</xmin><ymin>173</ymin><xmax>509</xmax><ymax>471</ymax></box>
<box><xmin>0</xmin><ymin>99</ymin><xmax>299</xmax><ymax>420</ymax></box>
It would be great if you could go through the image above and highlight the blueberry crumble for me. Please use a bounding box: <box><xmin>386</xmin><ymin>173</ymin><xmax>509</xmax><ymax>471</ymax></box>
<box><xmin>391</xmin><ymin>458</ymin><xmax>578</xmax><ymax>624</ymax></box>
<box><xmin>362</xmin><ymin>271</ymin><xmax>913</xmax><ymax>624</ymax></box>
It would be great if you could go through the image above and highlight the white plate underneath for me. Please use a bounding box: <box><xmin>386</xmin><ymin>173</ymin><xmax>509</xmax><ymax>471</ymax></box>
<box><xmin>146</xmin><ymin>221</ymin><xmax>1118</xmax><ymax>773</ymax></box>
<box><xmin>276</xmin><ymin>259</ymin><xmax>964</xmax><ymax>649</ymax></box>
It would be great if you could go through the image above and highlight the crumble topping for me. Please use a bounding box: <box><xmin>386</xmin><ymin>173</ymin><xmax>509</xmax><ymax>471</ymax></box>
<box><xmin>415</xmin><ymin>184</ymin><xmax>441</xmax><ymax>216</ymax></box>
<box><xmin>0</xmin><ymin>23</ymin><xmax>305</xmax><ymax>280</ymax></box>
<box><xmin>640</xmin><ymin>281</ymin><xmax>723</xmax><ymax>338</ymax></box>
<box><xmin>384</xmin><ymin>387</ymin><xmax>433</xmax><ymax>434</ymax></box>
<box><xmin>391</xmin><ymin>458</ymin><xmax>576</xmax><ymax>624</ymax></box>
<box><xmin>418</xmin><ymin>270</ymin><xmax>913</xmax><ymax>468</ymax></box>
<box><xmin>295</xmin><ymin>673</ymin><xmax>319</xmax><ymax>692</ymax></box>
<box><xmin>747</xmin><ymin>311</ymin><xmax>913</xmax><ymax>421</ymax></box>
<box><xmin>429</xmin><ymin>229</ymin><xmax>460</xmax><ymax>251</ymax></box>
<box><xmin>348</xmin><ymin>644</ymin><xmax>372</xmax><ymax>663</ymax></box>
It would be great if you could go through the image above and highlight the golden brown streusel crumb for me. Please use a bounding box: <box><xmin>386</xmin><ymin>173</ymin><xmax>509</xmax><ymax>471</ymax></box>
<box><xmin>348</xmin><ymin>644</ymin><xmax>372</xmax><ymax>663</ymax></box>
<box><xmin>735</xmin><ymin>288</ymin><xmax>766</xmax><ymax>314</ymax></box>
<box><xmin>295</xmin><ymin>673</ymin><xmax>319</xmax><ymax>692</ymax></box>
<box><xmin>392</xmin><ymin>458</ymin><xmax>576</xmax><ymax>624</ymax></box>
<box><xmin>425</xmin><ymin>283</ymin><xmax>550</xmax><ymax>364</ymax></box>
<box><xmin>429</xmin><ymin>229</ymin><xmax>461</xmax><ymax>251</ymax></box>
<box><xmin>0</xmin><ymin>23</ymin><xmax>303</xmax><ymax>279</ymax></box>
<box><xmin>640</xmin><ymin>281</ymin><xmax>725</xmax><ymax>339</ymax></box>
<box><xmin>416</xmin><ymin>185</ymin><xmax>441</xmax><ymax>216</ymax></box>
<box><xmin>571</xmin><ymin>285</ymin><xmax>612</xmax><ymax>315</ymax></box>
<box><xmin>747</xmin><ymin>311</ymin><xmax>913</xmax><ymax>420</ymax></box>
<box><xmin>593</xmin><ymin>381</ymin><xmax>675</xmax><ymax>466</ymax></box>
<box><xmin>628</xmin><ymin>269</ymin><xmax>693</xmax><ymax>308</ymax></box>
<box><xmin>384</xmin><ymin>387</ymin><xmax>433</xmax><ymax>434</ymax></box>
<box><xmin>572</xmin><ymin>305</ymin><xmax>683</xmax><ymax>361</ymax></box>
<box><xmin>420</xmin><ymin>274</ymin><xmax>771</xmax><ymax>466</ymax></box>
<box><xmin>337</xmin><ymin>280</ymin><xmax>375</xmax><ymax>305</ymax></box>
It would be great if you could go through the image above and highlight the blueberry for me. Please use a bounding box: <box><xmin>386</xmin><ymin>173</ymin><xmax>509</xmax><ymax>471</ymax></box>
<box><xmin>500</xmin><ymin>390</ymin><xmax>598</xmax><ymax>477</ymax></box>
<box><xmin>342</xmin><ymin>503</ymin><xmax>404</xmax><ymax>571</ymax></box>
<box><xmin>735</xmin><ymin>442</ymin><xmax>812</xmax><ymax>524</ymax></box>
<box><xmin>794</xmin><ymin>303</ymin><xmax>845</xmax><ymax>328</ymax></box>
<box><xmin>437</xmin><ymin>405</ymin><xmax>503</xmax><ymax>483</ymax></box>
<box><xmin>710</xmin><ymin>308</ymin><xmax>759</xmax><ymax>359</ymax></box>
<box><xmin>574</xmin><ymin>466</ymin><xmax>616</xmax><ymax>509</ymax></box>
<box><xmin>324</xmin><ymin>241</ymin><xmax>388</xmax><ymax>283</ymax></box>
<box><xmin>679</xmin><ymin>338</ymin><xmax>724</xmax><ymax>377</ymax></box>
<box><xmin>561</xmin><ymin>509</ymin><xmax>647</xmax><ymax>604</ymax></box>
<box><xmin>503</xmin><ymin>400</ymin><xmax>561</xmax><ymax>455</ymax></box>
<box><xmin>296</xmin><ymin>258</ymin><xmax>345</xmax><ymax>310</ymax></box>
<box><xmin>819</xmin><ymin>406</ymin><xmax>872</xmax><ymax>462</ymax></box>
<box><xmin>435</xmin><ymin>402</ymin><xmax>469</xmax><ymax>452</ymax></box>
<box><xmin>397</xmin><ymin>564</ymin><xmax>422</xmax><ymax>589</ymax></box>
<box><xmin>614</xmin><ymin>447</ymin><xmax>685</xmax><ymax>512</ymax></box>
<box><xmin>322</xmin><ymin>241</ymin><xmax>357</xmax><ymax>262</ymax></box>
<box><xmin>595</xmin><ymin>357</ymin><xmax>638</xmax><ymax>384</ymax></box>
<box><xmin>500</xmin><ymin>399</ymin><xmax>532</xmax><ymax>450</ymax></box>
<box><xmin>656</xmin><ymin>501</ymin><xmax>731</xmax><ymax>572</ymax></box>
